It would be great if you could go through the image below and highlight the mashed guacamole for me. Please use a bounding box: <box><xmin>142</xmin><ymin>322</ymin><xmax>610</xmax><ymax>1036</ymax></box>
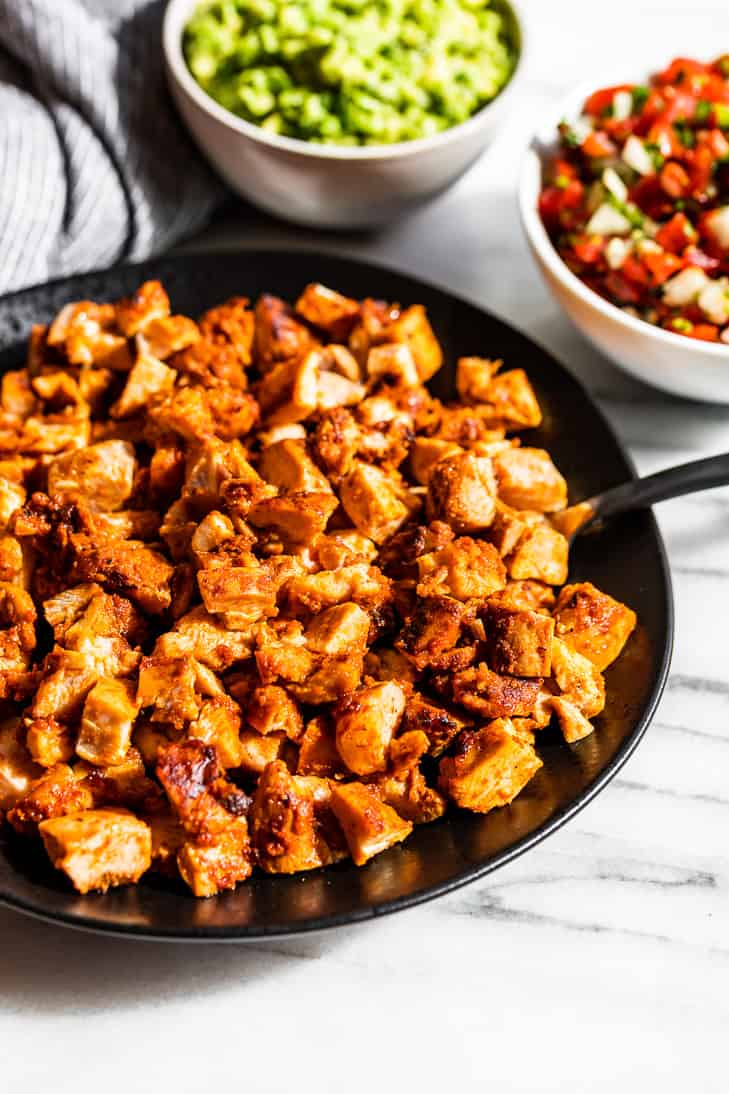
<box><xmin>183</xmin><ymin>0</ymin><xmax>516</xmax><ymax>146</ymax></box>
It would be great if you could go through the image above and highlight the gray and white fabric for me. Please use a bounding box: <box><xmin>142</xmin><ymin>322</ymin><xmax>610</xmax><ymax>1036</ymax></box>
<box><xmin>0</xmin><ymin>0</ymin><xmax>224</xmax><ymax>295</ymax></box>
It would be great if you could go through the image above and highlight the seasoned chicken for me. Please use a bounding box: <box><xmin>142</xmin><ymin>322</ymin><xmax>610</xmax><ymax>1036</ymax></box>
<box><xmin>40</xmin><ymin>808</ymin><xmax>152</xmax><ymax>894</ymax></box>
<box><xmin>0</xmin><ymin>277</ymin><xmax>637</xmax><ymax>895</ymax></box>
<box><xmin>439</xmin><ymin>718</ymin><xmax>542</xmax><ymax>813</ymax></box>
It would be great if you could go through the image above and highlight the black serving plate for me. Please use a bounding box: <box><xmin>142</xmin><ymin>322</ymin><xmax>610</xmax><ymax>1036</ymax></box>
<box><xmin>0</xmin><ymin>250</ymin><xmax>673</xmax><ymax>940</ymax></box>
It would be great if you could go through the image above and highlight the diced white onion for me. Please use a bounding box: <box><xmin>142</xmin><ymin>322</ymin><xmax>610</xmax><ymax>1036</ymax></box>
<box><xmin>571</xmin><ymin>115</ymin><xmax>594</xmax><ymax>144</ymax></box>
<box><xmin>662</xmin><ymin>267</ymin><xmax>710</xmax><ymax>307</ymax></box>
<box><xmin>605</xmin><ymin>237</ymin><xmax>632</xmax><ymax>269</ymax></box>
<box><xmin>622</xmin><ymin>135</ymin><xmax>655</xmax><ymax>176</ymax></box>
<box><xmin>586</xmin><ymin>202</ymin><xmax>632</xmax><ymax>236</ymax></box>
<box><xmin>705</xmin><ymin>206</ymin><xmax>729</xmax><ymax>251</ymax></box>
<box><xmin>612</xmin><ymin>90</ymin><xmax>633</xmax><ymax>121</ymax></box>
<box><xmin>602</xmin><ymin>166</ymin><xmax>628</xmax><ymax>202</ymax></box>
<box><xmin>698</xmin><ymin>278</ymin><xmax>729</xmax><ymax>325</ymax></box>
<box><xmin>636</xmin><ymin>239</ymin><xmax>662</xmax><ymax>256</ymax></box>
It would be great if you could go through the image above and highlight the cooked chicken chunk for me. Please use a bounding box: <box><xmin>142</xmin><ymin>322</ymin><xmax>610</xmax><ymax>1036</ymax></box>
<box><xmin>506</xmin><ymin>525</ymin><xmax>568</xmax><ymax>586</ymax></box>
<box><xmin>427</xmin><ymin>452</ymin><xmax>497</xmax><ymax>533</ymax></box>
<box><xmin>416</xmin><ymin>536</ymin><xmax>507</xmax><ymax>600</ymax></box>
<box><xmin>439</xmin><ymin>718</ymin><xmax>542</xmax><ymax>813</ymax></box>
<box><xmin>251</xmin><ymin>760</ymin><xmax>340</xmax><ymax>873</ymax></box>
<box><xmin>76</xmin><ymin>678</ymin><xmax>139</xmax><ymax>766</ymax></box>
<box><xmin>494</xmin><ymin>447</ymin><xmax>568</xmax><ymax>513</ymax></box>
<box><xmin>329</xmin><ymin>782</ymin><xmax>412</xmax><ymax>865</ymax></box>
<box><xmin>334</xmin><ymin>681</ymin><xmax>406</xmax><ymax>776</ymax></box>
<box><xmin>484</xmin><ymin>605</ymin><xmax>555</xmax><ymax>678</ymax></box>
<box><xmin>339</xmin><ymin>461</ymin><xmax>419</xmax><ymax>544</ymax></box>
<box><xmin>553</xmin><ymin>582</ymin><xmax>637</xmax><ymax>671</ymax></box>
<box><xmin>0</xmin><ymin>717</ymin><xmax>42</xmax><ymax>810</ymax></box>
<box><xmin>295</xmin><ymin>283</ymin><xmax>360</xmax><ymax>340</ymax></box>
<box><xmin>40</xmin><ymin>808</ymin><xmax>152</xmax><ymax>893</ymax></box>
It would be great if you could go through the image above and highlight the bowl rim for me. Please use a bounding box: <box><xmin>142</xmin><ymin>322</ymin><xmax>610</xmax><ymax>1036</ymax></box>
<box><xmin>163</xmin><ymin>0</ymin><xmax>526</xmax><ymax>162</ymax></box>
<box><xmin>518</xmin><ymin>76</ymin><xmax>729</xmax><ymax>359</ymax></box>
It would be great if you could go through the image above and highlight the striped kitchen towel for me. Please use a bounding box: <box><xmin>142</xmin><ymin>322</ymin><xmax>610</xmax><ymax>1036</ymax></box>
<box><xmin>0</xmin><ymin>0</ymin><xmax>225</xmax><ymax>295</ymax></box>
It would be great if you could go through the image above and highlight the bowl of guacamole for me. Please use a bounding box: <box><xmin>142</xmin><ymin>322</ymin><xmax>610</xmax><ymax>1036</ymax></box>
<box><xmin>163</xmin><ymin>0</ymin><xmax>524</xmax><ymax>225</ymax></box>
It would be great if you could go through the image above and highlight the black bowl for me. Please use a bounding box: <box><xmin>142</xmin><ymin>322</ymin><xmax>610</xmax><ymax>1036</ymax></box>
<box><xmin>0</xmin><ymin>250</ymin><xmax>673</xmax><ymax>940</ymax></box>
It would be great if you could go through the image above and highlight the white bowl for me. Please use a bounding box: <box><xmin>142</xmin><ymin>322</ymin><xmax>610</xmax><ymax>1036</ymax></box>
<box><xmin>163</xmin><ymin>0</ymin><xmax>526</xmax><ymax>229</ymax></box>
<box><xmin>519</xmin><ymin>81</ymin><xmax>729</xmax><ymax>404</ymax></box>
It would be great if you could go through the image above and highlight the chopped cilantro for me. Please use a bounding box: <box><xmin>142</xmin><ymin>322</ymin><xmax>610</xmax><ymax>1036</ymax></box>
<box><xmin>632</xmin><ymin>85</ymin><xmax>649</xmax><ymax>111</ymax></box>
<box><xmin>606</xmin><ymin>191</ymin><xmax>645</xmax><ymax>228</ymax></box>
<box><xmin>644</xmin><ymin>140</ymin><xmax>665</xmax><ymax>170</ymax></box>
<box><xmin>696</xmin><ymin>99</ymin><xmax>712</xmax><ymax>122</ymax></box>
<box><xmin>675</xmin><ymin>122</ymin><xmax>695</xmax><ymax>148</ymax></box>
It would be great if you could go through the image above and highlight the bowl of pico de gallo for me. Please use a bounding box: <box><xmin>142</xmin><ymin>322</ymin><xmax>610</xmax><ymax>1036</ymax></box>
<box><xmin>519</xmin><ymin>54</ymin><xmax>729</xmax><ymax>402</ymax></box>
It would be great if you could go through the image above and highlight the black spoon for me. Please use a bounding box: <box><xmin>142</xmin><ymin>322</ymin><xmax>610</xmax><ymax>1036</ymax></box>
<box><xmin>557</xmin><ymin>451</ymin><xmax>729</xmax><ymax>543</ymax></box>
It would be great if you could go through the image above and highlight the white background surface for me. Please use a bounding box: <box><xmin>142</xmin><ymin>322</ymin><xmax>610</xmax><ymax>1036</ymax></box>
<box><xmin>3</xmin><ymin>1</ymin><xmax>729</xmax><ymax>1090</ymax></box>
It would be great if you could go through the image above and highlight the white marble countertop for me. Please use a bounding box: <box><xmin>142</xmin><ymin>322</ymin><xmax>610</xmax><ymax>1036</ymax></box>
<box><xmin>3</xmin><ymin>1</ymin><xmax>729</xmax><ymax>1090</ymax></box>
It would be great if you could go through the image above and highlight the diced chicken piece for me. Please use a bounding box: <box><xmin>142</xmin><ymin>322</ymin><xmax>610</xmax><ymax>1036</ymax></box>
<box><xmin>197</xmin><ymin>296</ymin><xmax>255</xmax><ymax>366</ymax></box>
<box><xmin>416</xmin><ymin>536</ymin><xmax>507</xmax><ymax>600</ymax></box>
<box><xmin>70</xmin><ymin>535</ymin><xmax>174</xmax><ymax>614</ymax></box>
<box><xmin>132</xmin><ymin>720</ymin><xmax>172</xmax><ymax>767</ymax></box>
<box><xmin>190</xmin><ymin>511</ymin><xmax>235</xmax><ymax>558</ymax></box>
<box><xmin>2</xmin><ymin>369</ymin><xmax>37</xmax><ymax>417</ymax></box>
<box><xmin>78</xmin><ymin>747</ymin><xmax>155</xmax><ymax>808</ymax></box>
<box><xmin>340</xmin><ymin>461</ymin><xmax>419</xmax><ymax>544</ymax></box>
<box><xmin>0</xmin><ymin>532</ymin><xmax>28</xmax><ymax>587</ymax></box>
<box><xmin>139</xmin><ymin>315</ymin><xmax>200</xmax><ymax>361</ymax></box>
<box><xmin>238</xmin><ymin>730</ymin><xmax>292</xmax><ymax>776</ymax></box>
<box><xmin>439</xmin><ymin>718</ymin><xmax>542</xmax><ymax>813</ymax></box>
<box><xmin>369</xmin><ymin>767</ymin><xmax>446</xmax><ymax>824</ymax></box>
<box><xmin>334</xmin><ymin>681</ymin><xmax>406</xmax><ymax>775</ymax></box>
<box><xmin>177</xmin><ymin>816</ymin><xmax>252</xmax><ymax>897</ymax></box>
<box><xmin>155</xmin><ymin>606</ymin><xmax>253</xmax><ymax>672</ymax></box>
<box><xmin>314</xmin><ymin>531</ymin><xmax>378</xmax><ymax>569</ymax></box>
<box><xmin>305</xmin><ymin>602</ymin><xmax>371</xmax><ymax>656</ymax></box>
<box><xmin>476</xmin><ymin>369</ymin><xmax>543</xmax><ymax>430</ymax></box>
<box><xmin>110</xmin><ymin>348</ymin><xmax>177</xmax><ymax>418</ymax></box>
<box><xmin>400</xmin><ymin>693</ymin><xmax>469</xmax><ymax>756</ymax></box>
<box><xmin>148</xmin><ymin>385</ymin><xmax>216</xmax><ymax>442</ymax></box>
<box><xmin>248</xmin><ymin>491</ymin><xmax>339</xmax><ymax>546</ymax></box>
<box><xmin>254</xmin><ymin>294</ymin><xmax>317</xmax><ymax>370</ymax></box>
<box><xmin>146</xmin><ymin>807</ymin><xmax>185</xmax><ymax>875</ymax></box>
<box><xmin>0</xmin><ymin>476</ymin><xmax>26</xmax><ymax>530</ymax></box>
<box><xmin>48</xmin><ymin>301</ymin><xmax>131</xmax><ymax>370</ymax></box>
<box><xmin>255</xmin><ymin>620</ymin><xmax>313</xmax><ymax>685</ymax></box>
<box><xmin>493</xmin><ymin>447</ymin><xmax>568</xmax><ymax>513</ymax></box>
<box><xmin>396</xmin><ymin>595</ymin><xmax>466</xmax><ymax>671</ymax></box>
<box><xmin>410</xmin><ymin>437</ymin><xmax>464</xmax><ymax>485</ymax></box>
<box><xmin>0</xmin><ymin>717</ymin><xmax>43</xmax><ymax>810</ymax></box>
<box><xmin>40</xmin><ymin>808</ymin><xmax>151</xmax><ymax>894</ymax></box>
<box><xmin>197</xmin><ymin>564</ymin><xmax>278</xmax><ymax>621</ymax></box>
<box><xmin>450</xmin><ymin>664</ymin><xmax>542</xmax><ymax>719</ymax></box>
<box><xmin>156</xmin><ymin>738</ymin><xmax>250</xmax><ymax>839</ymax></box>
<box><xmin>0</xmin><ymin>581</ymin><xmax>36</xmax><ymax>695</ymax></box>
<box><xmin>297</xmin><ymin>716</ymin><xmax>345</xmax><ymax>778</ymax></box>
<box><xmin>388</xmin><ymin>729</ymin><xmax>429</xmax><ymax>774</ymax></box>
<box><xmin>487</xmin><ymin>579</ymin><xmax>556</xmax><ymax>614</ymax></box>
<box><xmin>507</xmin><ymin>525</ymin><xmax>568</xmax><ymax>586</ymax></box>
<box><xmin>251</xmin><ymin>760</ymin><xmax>339</xmax><ymax>873</ymax></box>
<box><xmin>310</xmin><ymin>406</ymin><xmax>360</xmax><ymax>480</ymax></box>
<box><xmin>258</xmin><ymin>439</ymin><xmax>333</xmax><ymax>494</ymax></box>
<box><xmin>282</xmin><ymin>563</ymin><xmax>392</xmax><ymax>618</ymax></box>
<box><xmin>550</xmin><ymin>637</ymin><xmax>606</xmax><ymax>719</ymax></box>
<box><xmin>550</xmin><ymin>696</ymin><xmax>595</xmax><ymax>744</ymax></box>
<box><xmin>76</xmin><ymin>678</ymin><xmax>139</xmax><ymax>766</ymax></box>
<box><xmin>47</xmin><ymin>440</ymin><xmax>136</xmax><ymax>512</ymax></box>
<box><xmin>295</xmin><ymin>283</ymin><xmax>360</xmax><ymax>340</ymax></box>
<box><xmin>7</xmin><ymin>763</ymin><xmax>94</xmax><ymax>835</ymax></box>
<box><xmin>247</xmin><ymin>685</ymin><xmax>303</xmax><ymax>740</ymax></box>
<box><xmin>427</xmin><ymin>452</ymin><xmax>497</xmax><ymax>533</ymax></box>
<box><xmin>364</xmin><ymin>646</ymin><xmax>419</xmax><ymax>686</ymax></box>
<box><xmin>366</xmin><ymin>343</ymin><xmax>420</xmax><ymax>387</ymax></box>
<box><xmin>30</xmin><ymin>649</ymin><xmax>99</xmax><ymax>722</ymax></box>
<box><xmin>330</xmin><ymin>782</ymin><xmax>412</xmax><ymax>866</ymax></box>
<box><xmin>137</xmin><ymin>655</ymin><xmax>206</xmax><ymax>727</ymax></box>
<box><xmin>553</xmin><ymin>581</ymin><xmax>637</xmax><ymax>671</ymax></box>
<box><xmin>188</xmin><ymin>696</ymin><xmax>243</xmax><ymax>768</ymax></box>
<box><xmin>383</xmin><ymin>304</ymin><xmax>442</xmax><ymax>381</ymax></box>
<box><xmin>456</xmin><ymin>356</ymin><xmax>501</xmax><ymax>402</ymax></box>
<box><xmin>25</xmin><ymin>718</ymin><xmax>75</xmax><ymax>767</ymax></box>
<box><xmin>115</xmin><ymin>280</ymin><xmax>170</xmax><ymax>336</ymax></box>
<box><xmin>484</xmin><ymin>605</ymin><xmax>555</xmax><ymax>677</ymax></box>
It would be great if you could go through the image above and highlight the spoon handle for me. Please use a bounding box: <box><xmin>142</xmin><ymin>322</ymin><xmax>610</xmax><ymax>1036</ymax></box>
<box><xmin>588</xmin><ymin>451</ymin><xmax>729</xmax><ymax>524</ymax></box>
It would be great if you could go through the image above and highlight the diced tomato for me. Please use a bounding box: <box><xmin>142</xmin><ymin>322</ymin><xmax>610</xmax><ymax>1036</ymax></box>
<box><xmin>656</xmin><ymin>212</ymin><xmax>696</xmax><ymax>252</ymax></box>
<box><xmin>583</xmin><ymin>84</ymin><xmax>633</xmax><ymax>117</ymax></box>
<box><xmin>659</xmin><ymin>85</ymin><xmax>699</xmax><ymax>123</ymax></box>
<box><xmin>581</xmin><ymin>130</ymin><xmax>617</xmax><ymax>158</ymax></box>
<box><xmin>659</xmin><ymin>161</ymin><xmax>691</xmax><ymax>198</ymax></box>
<box><xmin>603</xmin><ymin>271</ymin><xmax>645</xmax><ymax>305</ymax></box>
<box><xmin>538</xmin><ymin>180</ymin><xmax>585</xmax><ymax>230</ymax></box>
<box><xmin>641</xmin><ymin>249</ymin><xmax>684</xmax><ymax>284</ymax></box>
<box><xmin>686</xmin><ymin>144</ymin><xmax>715</xmax><ymax>200</ymax></box>
<box><xmin>620</xmin><ymin>256</ymin><xmax>651</xmax><ymax>287</ymax></box>
<box><xmin>700</xmin><ymin>73</ymin><xmax>729</xmax><ymax>103</ymax></box>
<box><xmin>571</xmin><ymin>235</ymin><xmax>604</xmax><ymax>265</ymax></box>
<box><xmin>602</xmin><ymin>116</ymin><xmax>639</xmax><ymax>143</ymax></box>
<box><xmin>634</xmin><ymin>90</ymin><xmax>667</xmax><ymax>133</ymax></box>
<box><xmin>552</xmin><ymin>157</ymin><xmax>579</xmax><ymax>182</ymax></box>
<box><xmin>630</xmin><ymin>175</ymin><xmax>671</xmax><ymax>219</ymax></box>
<box><xmin>684</xmin><ymin>322</ymin><xmax>720</xmax><ymax>341</ymax></box>
<box><xmin>697</xmin><ymin>128</ymin><xmax>729</xmax><ymax>160</ymax></box>
<box><xmin>656</xmin><ymin>57</ymin><xmax>711</xmax><ymax>85</ymax></box>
